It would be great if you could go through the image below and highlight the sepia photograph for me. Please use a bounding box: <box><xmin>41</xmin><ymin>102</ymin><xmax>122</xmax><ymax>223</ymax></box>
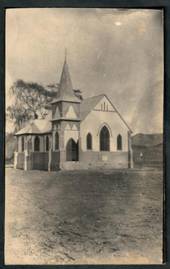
<box><xmin>5</xmin><ymin>8</ymin><xmax>163</xmax><ymax>264</ymax></box>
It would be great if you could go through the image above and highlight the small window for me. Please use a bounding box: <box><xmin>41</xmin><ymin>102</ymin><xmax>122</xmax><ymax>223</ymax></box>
<box><xmin>21</xmin><ymin>136</ymin><xmax>24</xmax><ymax>152</ymax></box>
<box><xmin>55</xmin><ymin>132</ymin><xmax>59</xmax><ymax>150</ymax></box>
<box><xmin>34</xmin><ymin>136</ymin><xmax>40</xmax><ymax>151</ymax></box>
<box><xmin>46</xmin><ymin>136</ymin><xmax>49</xmax><ymax>151</ymax></box>
<box><xmin>87</xmin><ymin>133</ymin><xmax>92</xmax><ymax>150</ymax></box>
<box><xmin>117</xmin><ymin>134</ymin><xmax>122</xmax><ymax>150</ymax></box>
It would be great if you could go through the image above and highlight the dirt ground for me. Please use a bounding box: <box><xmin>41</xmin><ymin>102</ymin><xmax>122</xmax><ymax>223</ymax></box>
<box><xmin>5</xmin><ymin>168</ymin><xmax>163</xmax><ymax>264</ymax></box>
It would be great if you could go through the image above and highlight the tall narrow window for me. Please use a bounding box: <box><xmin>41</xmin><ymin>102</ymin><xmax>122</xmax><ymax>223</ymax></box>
<box><xmin>34</xmin><ymin>136</ymin><xmax>40</xmax><ymax>151</ymax></box>
<box><xmin>46</xmin><ymin>136</ymin><xmax>49</xmax><ymax>151</ymax></box>
<box><xmin>21</xmin><ymin>136</ymin><xmax>24</xmax><ymax>152</ymax></box>
<box><xmin>55</xmin><ymin>132</ymin><xmax>59</xmax><ymax>150</ymax></box>
<box><xmin>87</xmin><ymin>133</ymin><xmax>92</xmax><ymax>150</ymax></box>
<box><xmin>117</xmin><ymin>134</ymin><xmax>122</xmax><ymax>150</ymax></box>
<box><xmin>100</xmin><ymin>126</ymin><xmax>110</xmax><ymax>151</ymax></box>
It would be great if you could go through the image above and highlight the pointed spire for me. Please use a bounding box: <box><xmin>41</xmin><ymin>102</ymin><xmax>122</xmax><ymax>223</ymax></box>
<box><xmin>59</xmin><ymin>56</ymin><xmax>73</xmax><ymax>96</ymax></box>
<box><xmin>57</xmin><ymin>51</ymin><xmax>80</xmax><ymax>103</ymax></box>
<box><xmin>64</xmin><ymin>48</ymin><xmax>67</xmax><ymax>63</ymax></box>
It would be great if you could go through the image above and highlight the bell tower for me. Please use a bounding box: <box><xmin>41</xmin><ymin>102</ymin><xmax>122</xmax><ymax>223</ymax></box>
<box><xmin>51</xmin><ymin>54</ymin><xmax>81</xmax><ymax>169</ymax></box>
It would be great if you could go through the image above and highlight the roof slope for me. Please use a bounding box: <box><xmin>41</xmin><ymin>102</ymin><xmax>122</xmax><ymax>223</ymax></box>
<box><xmin>80</xmin><ymin>94</ymin><xmax>105</xmax><ymax>120</ymax></box>
<box><xmin>80</xmin><ymin>94</ymin><xmax>132</xmax><ymax>131</ymax></box>
<box><xmin>15</xmin><ymin>119</ymin><xmax>51</xmax><ymax>135</ymax></box>
<box><xmin>132</xmin><ymin>133</ymin><xmax>163</xmax><ymax>147</ymax></box>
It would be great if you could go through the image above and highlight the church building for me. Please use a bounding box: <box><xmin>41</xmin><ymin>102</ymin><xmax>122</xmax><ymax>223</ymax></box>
<box><xmin>14</xmin><ymin>57</ymin><xmax>133</xmax><ymax>171</ymax></box>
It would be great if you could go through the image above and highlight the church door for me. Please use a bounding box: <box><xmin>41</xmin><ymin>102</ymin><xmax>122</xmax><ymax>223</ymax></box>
<box><xmin>66</xmin><ymin>138</ymin><xmax>79</xmax><ymax>161</ymax></box>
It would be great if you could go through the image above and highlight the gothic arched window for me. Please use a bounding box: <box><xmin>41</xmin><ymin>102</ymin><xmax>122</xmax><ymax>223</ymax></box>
<box><xmin>55</xmin><ymin>132</ymin><xmax>59</xmax><ymax>150</ymax></box>
<box><xmin>34</xmin><ymin>136</ymin><xmax>40</xmax><ymax>152</ymax></box>
<box><xmin>86</xmin><ymin>133</ymin><xmax>92</xmax><ymax>150</ymax></box>
<box><xmin>100</xmin><ymin>126</ymin><xmax>110</xmax><ymax>151</ymax></box>
<box><xmin>21</xmin><ymin>136</ymin><xmax>24</xmax><ymax>152</ymax></box>
<box><xmin>46</xmin><ymin>136</ymin><xmax>49</xmax><ymax>151</ymax></box>
<box><xmin>117</xmin><ymin>134</ymin><xmax>122</xmax><ymax>150</ymax></box>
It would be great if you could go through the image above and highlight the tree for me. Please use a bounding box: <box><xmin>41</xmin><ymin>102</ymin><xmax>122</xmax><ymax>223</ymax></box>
<box><xmin>6</xmin><ymin>106</ymin><xmax>32</xmax><ymax>131</ymax></box>
<box><xmin>7</xmin><ymin>79</ymin><xmax>57</xmax><ymax>131</ymax></box>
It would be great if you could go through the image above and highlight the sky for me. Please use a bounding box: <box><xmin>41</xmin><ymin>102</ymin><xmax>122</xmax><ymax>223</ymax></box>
<box><xmin>6</xmin><ymin>8</ymin><xmax>163</xmax><ymax>134</ymax></box>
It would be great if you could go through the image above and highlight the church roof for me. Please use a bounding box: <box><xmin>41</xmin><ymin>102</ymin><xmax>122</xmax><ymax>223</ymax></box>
<box><xmin>15</xmin><ymin>94</ymin><xmax>132</xmax><ymax>135</ymax></box>
<box><xmin>15</xmin><ymin>119</ymin><xmax>51</xmax><ymax>135</ymax></box>
<box><xmin>51</xmin><ymin>58</ymin><xmax>80</xmax><ymax>104</ymax></box>
<box><xmin>80</xmin><ymin>94</ymin><xmax>105</xmax><ymax>120</ymax></box>
<box><xmin>80</xmin><ymin>94</ymin><xmax>132</xmax><ymax>132</ymax></box>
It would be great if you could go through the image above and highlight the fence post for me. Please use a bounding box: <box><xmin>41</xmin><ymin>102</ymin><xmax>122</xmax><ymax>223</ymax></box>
<box><xmin>128</xmin><ymin>131</ymin><xmax>134</xmax><ymax>169</ymax></box>
<box><xmin>48</xmin><ymin>148</ymin><xmax>52</xmax><ymax>171</ymax></box>
<box><xmin>14</xmin><ymin>151</ymin><xmax>18</xmax><ymax>169</ymax></box>
<box><xmin>24</xmin><ymin>150</ymin><xmax>32</xmax><ymax>170</ymax></box>
<box><xmin>24</xmin><ymin>150</ymin><xmax>28</xmax><ymax>171</ymax></box>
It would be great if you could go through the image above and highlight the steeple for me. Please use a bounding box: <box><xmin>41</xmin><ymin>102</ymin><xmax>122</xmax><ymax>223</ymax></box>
<box><xmin>64</xmin><ymin>48</ymin><xmax>67</xmax><ymax>63</ymax></box>
<box><xmin>57</xmin><ymin>52</ymin><xmax>80</xmax><ymax>103</ymax></box>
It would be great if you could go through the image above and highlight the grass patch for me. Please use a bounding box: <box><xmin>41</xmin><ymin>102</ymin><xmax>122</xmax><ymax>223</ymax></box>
<box><xmin>5</xmin><ymin>168</ymin><xmax>163</xmax><ymax>264</ymax></box>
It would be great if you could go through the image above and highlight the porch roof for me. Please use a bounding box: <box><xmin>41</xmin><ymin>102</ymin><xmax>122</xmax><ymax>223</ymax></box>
<box><xmin>15</xmin><ymin>119</ymin><xmax>52</xmax><ymax>135</ymax></box>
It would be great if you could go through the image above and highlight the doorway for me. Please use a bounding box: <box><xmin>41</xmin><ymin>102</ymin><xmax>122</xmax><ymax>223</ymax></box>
<box><xmin>66</xmin><ymin>138</ymin><xmax>79</xmax><ymax>161</ymax></box>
